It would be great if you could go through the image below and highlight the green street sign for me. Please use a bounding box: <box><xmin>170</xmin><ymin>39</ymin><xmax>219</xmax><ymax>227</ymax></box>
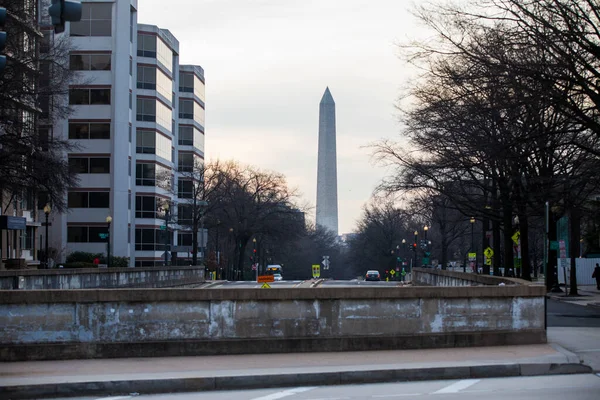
<box><xmin>160</xmin><ymin>225</ymin><xmax>167</xmax><ymax>231</ymax></box>
<box><xmin>98</xmin><ymin>233</ymin><xmax>108</xmax><ymax>239</ymax></box>
<box><xmin>424</xmin><ymin>252</ymin><xmax>431</xmax><ymax>257</ymax></box>
<box><xmin>422</xmin><ymin>257</ymin><xmax>430</xmax><ymax>265</ymax></box>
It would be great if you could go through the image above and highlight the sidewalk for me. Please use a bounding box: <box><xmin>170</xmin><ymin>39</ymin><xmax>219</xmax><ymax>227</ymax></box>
<box><xmin>0</xmin><ymin>343</ymin><xmax>591</xmax><ymax>399</ymax></box>
<box><xmin>548</xmin><ymin>284</ymin><xmax>600</xmax><ymax>308</ymax></box>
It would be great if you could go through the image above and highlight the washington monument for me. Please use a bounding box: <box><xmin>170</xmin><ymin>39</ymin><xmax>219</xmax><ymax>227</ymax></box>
<box><xmin>316</xmin><ymin>87</ymin><xmax>339</xmax><ymax>235</ymax></box>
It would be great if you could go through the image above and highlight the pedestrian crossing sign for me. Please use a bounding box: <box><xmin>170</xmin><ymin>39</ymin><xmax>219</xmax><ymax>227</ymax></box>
<box><xmin>261</xmin><ymin>282</ymin><xmax>271</xmax><ymax>289</ymax></box>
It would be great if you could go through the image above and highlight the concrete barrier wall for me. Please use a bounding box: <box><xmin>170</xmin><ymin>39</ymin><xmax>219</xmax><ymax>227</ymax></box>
<box><xmin>0</xmin><ymin>285</ymin><xmax>546</xmax><ymax>361</ymax></box>
<box><xmin>413</xmin><ymin>268</ymin><xmax>528</xmax><ymax>287</ymax></box>
<box><xmin>0</xmin><ymin>266</ymin><xmax>205</xmax><ymax>290</ymax></box>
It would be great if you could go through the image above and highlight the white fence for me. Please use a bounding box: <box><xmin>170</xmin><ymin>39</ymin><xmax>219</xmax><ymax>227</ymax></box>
<box><xmin>557</xmin><ymin>258</ymin><xmax>599</xmax><ymax>286</ymax></box>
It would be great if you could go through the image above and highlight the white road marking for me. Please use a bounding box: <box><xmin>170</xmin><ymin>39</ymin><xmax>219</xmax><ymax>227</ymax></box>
<box><xmin>250</xmin><ymin>387</ymin><xmax>317</xmax><ymax>400</ymax></box>
<box><xmin>373</xmin><ymin>394</ymin><xmax>424</xmax><ymax>397</ymax></box>
<box><xmin>95</xmin><ymin>397</ymin><xmax>132</xmax><ymax>400</ymax></box>
<box><xmin>433</xmin><ymin>379</ymin><xmax>480</xmax><ymax>394</ymax></box>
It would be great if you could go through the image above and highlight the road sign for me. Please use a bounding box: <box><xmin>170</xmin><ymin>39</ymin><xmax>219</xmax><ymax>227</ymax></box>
<box><xmin>252</xmin><ymin>263</ymin><xmax>257</xmax><ymax>271</ymax></box>
<box><xmin>321</xmin><ymin>256</ymin><xmax>330</xmax><ymax>270</ymax></box>
<box><xmin>160</xmin><ymin>225</ymin><xmax>166</xmax><ymax>231</ymax></box>
<box><xmin>390</xmin><ymin>269</ymin><xmax>396</xmax><ymax>276</ymax></box>
<box><xmin>468</xmin><ymin>252</ymin><xmax>476</xmax><ymax>261</ymax></box>
<box><xmin>98</xmin><ymin>233</ymin><xmax>108</xmax><ymax>239</ymax></box>
<box><xmin>512</xmin><ymin>231</ymin><xmax>520</xmax><ymax>245</ymax></box>
<box><xmin>312</xmin><ymin>264</ymin><xmax>320</xmax><ymax>278</ymax></box>
<box><xmin>559</xmin><ymin>240</ymin><xmax>567</xmax><ymax>269</ymax></box>
<box><xmin>257</xmin><ymin>275</ymin><xmax>274</xmax><ymax>283</ymax></box>
<box><xmin>422</xmin><ymin>257</ymin><xmax>430</xmax><ymax>265</ymax></box>
<box><xmin>484</xmin><ymin>247</ymin><xmax>494</xmax><ymax>259</ymax></box>
<box><xmin>261</xmin><ymin>282</ymin><xmax>271</xmax><ymax>289</ymax></box>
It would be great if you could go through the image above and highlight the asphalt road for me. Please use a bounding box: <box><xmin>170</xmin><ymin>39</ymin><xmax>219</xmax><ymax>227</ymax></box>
<box><xmin>207</xmin><ymin>280</ymin><xmax>305</xmax><ymax>288</ymax></box>
<box><xmin>546</xmin><ymin>298</ymin><xmax>600</xmax><ymax>328</ymax></box>
<box><xmin>51</xmin><ymin>374</ymin><xmax>600</xmax><ymax>400</ymax></box>
<box><xmin>320</xmin><ymin>279</ymin><xmax>405</xmax><ymax>287</ymax></box>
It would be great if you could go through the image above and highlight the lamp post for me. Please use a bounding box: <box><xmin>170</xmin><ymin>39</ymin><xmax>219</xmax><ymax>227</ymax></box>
<box><xmin>43</xmin><ymin>204</ymin><xmax>51</xmax><ymax>269</ymax></box>
<box><xmin>106</xmin><ymin>216</ymin><xmax>112</xmax><ymax>268</ymax></box>
<box><xmin>395</xmin><ymin>244</ymin><xmax>400</xmax><ymax>275</ymax></box>
<box><xmin>470</xmin><ymin>217</ymin><xmax>475</xmax><ymax>273</ymax></box>
<box><xmin>163</xmin><ymin>202</ymin><xmax>170</xmax><ymax>267</ymax></box>
<box><xmin>253</xmin><ymin>238</ymin><xmax>257</xmax><ymax>282</ymax></box>
<box><xmin>423</xmin><ymin>225</ymin><xmax>429</xmax><ymax>267</ymax></box>
<box><xmin>413</xmin><ymin>230</ymin><xmax>418</xmax><ymax>270</ymax></box>
<box><xmin>402</xmin><ymin>239</ymin><xmax>406</xmax><ymax>269</ymax></box>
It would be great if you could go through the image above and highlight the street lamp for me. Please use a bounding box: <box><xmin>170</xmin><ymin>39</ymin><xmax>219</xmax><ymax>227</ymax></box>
<box><xmin>43</xmin><ymin>204</ymin><xmax>51</xmax><ymax>269</ymax></box>
<box><xmin>413</xmin><ymin>230</ymin><xmax>418</xmax><ymax>270</ymax></box>
<box><xmin>470</xmin><ymin>217</ymin><xmax>475</xmax><ymax>273</ymax></box>
<box><xmin>253</xmin><ymin>238</ymin><xmax>257</xmax><ymax>282</ymax></box>
<box><xmin>105</xmin><ymin>216</ymin><xmax>112</xmax><ymax>268</ymax></box>
<box><xmin>162</xmin><ymin>201</ymin><xmax>170</xmax><ymax>267</ymax></box>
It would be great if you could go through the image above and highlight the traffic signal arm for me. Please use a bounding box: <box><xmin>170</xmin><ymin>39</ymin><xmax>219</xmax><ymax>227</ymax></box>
<box><xmin>48</xmin><ymin>0</ymin><xmax>82</xmax><ymax>33</ymax></box>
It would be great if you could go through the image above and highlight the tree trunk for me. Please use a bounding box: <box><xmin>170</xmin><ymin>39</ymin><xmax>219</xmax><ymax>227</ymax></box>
<box><xmin>518</xmin><ymin>211</ymin><xmax>531</xmax><ymax>281</ymax></box>
<box><xmin>502</xmin><ymin>202</ymin><xmax>514</xmax><ymax>277</ymax></box>
<box><xmin>493</xmin><ymin>218</ymin><xmax>502</xmax><ymax>276</ymax></box>
<box><xmin>237</xmin><ymin>239</ymin><xmax>248</xmax><ymax>280</ymax></box>
<box><xmin>192</xmin><ymin>219</ymin><xmax>199</xmax><ymax>266</ymax></box>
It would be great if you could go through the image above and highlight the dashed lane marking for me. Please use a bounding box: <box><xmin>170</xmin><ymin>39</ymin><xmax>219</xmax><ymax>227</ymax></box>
<box><xmin>249</xmin><ymin>386</ymin><xmax>317</xmax><ymax>400</ymax></box>
<box><xmin>433</xmin><ymin>379</ymin><xmax>480</xmax><ymax>394</ymax></box>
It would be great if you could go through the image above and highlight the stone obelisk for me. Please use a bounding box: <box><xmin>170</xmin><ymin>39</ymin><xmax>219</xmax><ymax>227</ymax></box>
<box><xmin>316</xmin><ymin>87</ymin><xmax>339</xmax><ymax>235</ymax></box>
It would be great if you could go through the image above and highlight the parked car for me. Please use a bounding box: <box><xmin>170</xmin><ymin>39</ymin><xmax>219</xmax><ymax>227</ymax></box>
<box><xmin>365</xmin><ymin>270</ymin><xmax>381</xmax><ymax>281</ymax></box>
<box><xmin>273</xmin><ymin>273</ymin><xmax>283</xmax><ymax>281</ymax></box>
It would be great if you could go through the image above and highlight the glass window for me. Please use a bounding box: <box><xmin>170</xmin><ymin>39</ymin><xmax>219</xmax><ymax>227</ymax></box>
<box><xmin>137</xmin><ymin>34</ymin><xmax>156</xmax><ymax>58</ymax></box>
<box><xmin>89</xmin><ymin>192</ymin><xmax>110</xmax><ymax>208</ymax></box>
<box><xmin>178</xmin><ymin>232</ymin><xmax>193</xmax><ymax>246</ymax></box>
<box><xmin>156</xmin><ymin>68</ymin><xmax>172</xmax><ymax>100</ymax></box>
<box><xmin>69</xmin><ymin>88</ymin><xmax>111</xmax><ymax>105</ymax></box>
<box><xmin>68</xmin><ymin>192</ymin><xmax>88</xmax><ymax>208</ymax></box>
<box><xmin>69</xmin><ymin>122</ymin><xmax>110</xmax><ymax>139</ymax></box>
<box><xmin>90</xmin><ymin>88</ymin><xmax>111</xmax><ymax>104</ymax></box>
<box><xmin>136</xmin><ymin>129</ymin><xmax>156</xmax><ymax>154</ymax></box>
<box><xmin>67</xmin><ymin>227</ymin><xmax>87</xmax><ymax>242</ymax></box>
<box><xmin>68</xmin><ymin>157</ymin><xmax>89</xmax><ymax>173</ymax></box>
<box><xmin>70</xmin><ymin>3</ymin><xmax>112</xmax><ymax>37</ymax></box>
<box><xmin>137</xmin><ymin>66</ymin><xmax>156</xmax><ymax>90</ymax></box>
<box><xmin>136</xmin><ymin>163</ymin><xmax>156</xmax><ymax>186</ymax></box>
<box><xmin>179</xmin><ymin>99</ymin><xmax>193</xmax><ymax>119</ymax></box>
<box><xmin>178</xmin><ymin>153</ymin><xmax>194</xmax><ymax>172</ymax></box>
<box><xmin>69</xmin><ymin>89</ymin><xmax>89</xmax><ymax>105</ymax></box>
<box><xmin>135</xmin><ymin>228</ymin><xmax>162</xmax><ymax>251</ymax></box>
<box><xmin>136</xmin><ymin>98</ymin><xmax>156</xmax><ymax>122</ymax></box>
<box><xmin>135</xmin><ymin>196</ymin><xmax>158</xmax><ymax>218</ymax></box>
<box><xmin>179</xmin><ymin>73</ymin><xmax>193</xmax><ymax>92</ymax></box>
<box><xmin>70</xmin><ymin>53</ymin><xmax>111</xmax><ymax>70</ymax></box>
<box><xmin>89</xmin><ymin>158</ymin><xmax>110</xmax><ymax>173</ymax></box>
<box><xmin>156</xmin><ymin>37</ymin><xmax>173</xmax><ymax>72</ymax></box>
<box><xmin>178</xmin><ymin>179</ymin><xmax>193</xmax><ymax>199</ymax></box>
<box><xmin>177</xmin><ymin>204</ymin><xmax>193</xmax><ymax>225</ymax></box>
<box><xmin>156</xmin><ymin>133</ymin><xmax>172</xmax><ymax>161</ymax></box>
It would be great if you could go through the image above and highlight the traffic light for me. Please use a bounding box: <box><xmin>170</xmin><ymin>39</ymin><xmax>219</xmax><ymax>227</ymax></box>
<box><xmin>48</xmin><ymin>0</ymin><xmax>82</xmax><ymax>34</ymax></box>
<box><xmin>413</xmin><ymin>243</ymin><xmax>417</xmax><ymax>251</ymax></box>
<box><xmin>0</xmin><ymin>7</ymin><xmax>6</xmax><ymax>72</ymax></box>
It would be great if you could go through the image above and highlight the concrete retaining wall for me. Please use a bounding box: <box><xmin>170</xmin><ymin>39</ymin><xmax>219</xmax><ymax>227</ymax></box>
<box><xmin>0</xmin><ymin>266</ymin><xmax>205</xmax><ymax>290</ymax></box>
<box><xmin>413</xmin><ymin>268</ymin><xmax>527</xmax><ymax>287</ymax></box>
<box><xmin>0</xmin><ymin>285</ymin><xmax>546</xmax><ymax>361</ymax></box>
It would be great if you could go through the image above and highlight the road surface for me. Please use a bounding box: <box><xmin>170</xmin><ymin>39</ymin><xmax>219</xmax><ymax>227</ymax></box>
<box><xmin>47</xmin><ymin>374</ymin><xmax>600</xmax><ymax>400</ymax></box>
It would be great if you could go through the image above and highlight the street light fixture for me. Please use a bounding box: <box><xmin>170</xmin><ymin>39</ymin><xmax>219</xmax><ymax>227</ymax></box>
<box><xmin>105</xmin><ymin>216</ymin><xmax>112</xmax><ymax>268</ymax></box>
<box><xmin>413</xmin><ymin>230</ymin><xmax>418</xmax><ymax>270</ymax></box>
<box><xmin>43</xmin><ymin>204</ymin><xmax>51</xmax><ymax>269</ymax></box>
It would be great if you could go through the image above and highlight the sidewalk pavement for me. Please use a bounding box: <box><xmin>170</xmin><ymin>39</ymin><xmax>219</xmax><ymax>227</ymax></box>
<box><xmin>0</xmin><ymin>342</ymin><xmax>591</xmax><ymax>399</ymax></box>
<box><xmin>548</xmin><ymin>284</ymin><xmax>600</xmax><ymax>308</ymax></box>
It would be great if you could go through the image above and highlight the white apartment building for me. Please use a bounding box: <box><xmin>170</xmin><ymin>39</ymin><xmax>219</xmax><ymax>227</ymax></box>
<box><xmin>44</xmin><ymin>0</ymin><xmax>206</xmax><ymax>266</ymax></box>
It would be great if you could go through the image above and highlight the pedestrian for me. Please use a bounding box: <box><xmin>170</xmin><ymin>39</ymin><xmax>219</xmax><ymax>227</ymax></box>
<box><xmin>592</xmin><ymin>263</ymin><xmax>600</xmax><ymax>290</ymax></box>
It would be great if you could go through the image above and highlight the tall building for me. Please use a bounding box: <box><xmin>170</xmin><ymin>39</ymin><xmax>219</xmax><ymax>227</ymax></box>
<box><xmin>0</xmin><ymin>1</ymin><xmax>44</xmax><ymax>269</ymax></box>
<box><xmin>43</xmin><ymin>0</ymin><xmax>206</xmax><ymax>266</ymax></box>
<box><xmin>316</xmin><ymin>87</ymin><xmax>339</xmax><ymax>235</ymax></box>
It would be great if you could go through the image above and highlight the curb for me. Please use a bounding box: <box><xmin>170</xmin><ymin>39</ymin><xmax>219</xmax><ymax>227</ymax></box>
<box><xmin>1</xmin><ymin>363</ymin><xmax>592</xmax><ymax>399</ymax></box>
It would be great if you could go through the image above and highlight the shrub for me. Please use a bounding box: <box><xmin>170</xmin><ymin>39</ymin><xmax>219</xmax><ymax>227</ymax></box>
<box><xmin>62</xmin><ymin>262</ymin><xmax>97</xmax><ymax>269</ymax></box>
<box><xmin>66</xmin><ymin>252</ymin><xmax>104</xmax><ymax>264</ymax></box>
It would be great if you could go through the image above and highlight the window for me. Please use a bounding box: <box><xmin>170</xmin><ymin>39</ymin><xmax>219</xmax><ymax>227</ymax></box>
<box><xmin>68</xmin><ymin>226</ymin><xmax>108</xmax><ymax>243</ymax></box>
<box><xmin>136</xmin><ymin>129</ymin><xmax>155</xmax><ymax>154</ymax></box>
<box><xmin>137</xmin><ymin>34</ymin><xmax>156</xmax><ymax>58</ymax></box>
<box><xmin>178</xmin><ymin>179</ymin><xmax>193</xmax><ymax>199</ymax></box>
<box><xmin>68</xmin><ymin>192</ymin><xmax>109</xmax><ymax>208</ymax></box>
<box><xmin>69</xmin><ymin>122</ymin><xmax>110</xmax><ymax>139</ymax></box>
<box><xmin>136</xmin><ymin>163</ymin><xmax>156</xmax><ymax>186</ymax></box>
<box><xmin>69</xmin><ymin>88</ymin><xmax>111</xmax><ymax>105</ymax></box>
<box><xmin>179</xmin><ymin>99</ymin><xmax>193</xmax><ymax>119</ymax></box>
<box><xmin>178</xmin><ymin>153</ymin><xmax>194</xmax><ymax>172</ymax></box>
<box><xmin>135</xmin><ymin>228</ymin><xmax>166</xmax><ymax>251</ymax></box>
<box><xmin>178</xmin><ymin>126</ymin><xmax>193</xmax><ymax>146</ymax></box>
<box><xmin>179</xmin><ymin>73</ymin><xmax>193</xmax><ymax>93</ymax></box>
<box><xmin>178</xmin><ymin>232</ymin><xmax>193</xmax><ymax>246</ymax></box>
<box><xmin>136</xmin><ymin>98</ymin><xmax>156</xmax><ymax>122</ymax></box>
<box><xmin>70</xmin><ymin>3</ymin><xmax>112</xmax><ymax>37</ymax></box>
<box><xmin>68</xmin><ymin>157</ymin><xmax>110</xmax><ymax>174</ymax></box>
<box><xmin>137</xmin><ymin>66</ymin><xmax>156</xmax><ymax>90</ymax></box>
<box><xmin>70</xmin><ymin>53</ymin><xmax>111</xmax><ymax>71</ymax></box>
<box><xmin>177</xmin><ymin>204</ymin><xmax>192</xmax><ymax>225</ymax></box>
<box><xmin>135</xmin><ymin>196</ymin><xmax>158</xmax><ymax>218</ymax></box>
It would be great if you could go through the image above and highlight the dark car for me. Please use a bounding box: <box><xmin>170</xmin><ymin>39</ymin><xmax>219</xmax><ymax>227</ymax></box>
<box><xmin>365</xmin><ymin>270</ymin><xmax>381</xmax><ymax>281</ymax></box>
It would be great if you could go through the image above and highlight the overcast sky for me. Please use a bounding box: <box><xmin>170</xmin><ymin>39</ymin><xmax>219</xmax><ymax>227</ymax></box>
<box><xmin>138</xmin><ymin>0</ymin><xmax>427</xmax><ymax>234</ymax></box>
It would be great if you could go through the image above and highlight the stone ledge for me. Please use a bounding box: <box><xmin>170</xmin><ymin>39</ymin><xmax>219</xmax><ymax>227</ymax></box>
<box><xmin>0</xmin><ymin>330</ymin><xmax>547</xmax><ymax>361</ymax></box>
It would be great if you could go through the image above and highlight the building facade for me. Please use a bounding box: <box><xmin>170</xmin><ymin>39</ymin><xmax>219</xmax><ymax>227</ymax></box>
<box><xmin>43</xmin><ymin>0</ymin><xmax>206</xmax><ymax>266</ymax></box>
